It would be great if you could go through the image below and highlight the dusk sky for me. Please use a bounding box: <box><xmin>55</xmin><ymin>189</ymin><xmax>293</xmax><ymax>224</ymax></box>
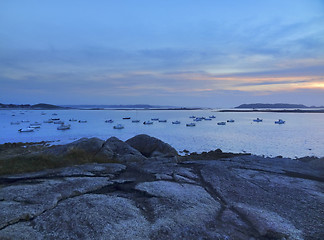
<box><xmin>1</xmin><ymin>0</ymin><xmax>324</xmax><ymax>107</ymax></box>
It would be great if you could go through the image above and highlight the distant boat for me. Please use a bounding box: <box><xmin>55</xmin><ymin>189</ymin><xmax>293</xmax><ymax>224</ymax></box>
<box><xmin>57</xmin><ymin>124</ymin><xmax>71</xmax><ymax>130</ymax></box>
<box><xmin>113</xmin><ymin>124</ymin><xmax>124</xmax><ymax>129</ymax></box>
<box><xmin>43</xmin><ymin>119</ymin><xmax>54</xmax><ymax>123</ymax></box>
<box><xmin>29</xmin><ymin>122</ymin><xmax>42</xmax><ymax>128</ymax></box>
<box><xmin>275</xmin><ymin>119</ymin><xmax>285</xmax><ymax>124</ymax></box>
<box><xmin>143</xmin><ymin>121</ymin><xmax>153</xmax><ymax>125</ymax></box>
<box><xmin>10</xmin><ymin>121</ymin><xmax>20</xmax><ymax>125</ymax></box>
<box><xmin>204</xmin><ymin>118</ymin><xmax>212</xmax><ymax>121</ymax></box>
<box><xmin>158</xmin><ymin>119</ymin><xmax>167</xmax><ymax>122</ymax></box>
<box><xmin>105</xmin><ymin>119</ymin><xmax>114</xmax><ymax>123</ymax></box>
<box><xmin>54</xmin><ymin>121</ymin><xmax>64</xmax><ymax>124</ymax></box>
<box><xmin>194</xmin><ymin>118</ymin><xmax>203</xmax><ymax>122</ymax></box>
<box><xmin>21</xmin><ymin>120</ymin><xmax>30</xmax><ymax>123</ymax></box>
<box><xmin>189</xmin><ymin>116</ymin><xmax>196</xmax><ymax>118</ymax></box>
<box><xmin>186</xmin><ymin>123</ymin><xmax>196</xmax><ymax>127</ymax></box>
<box><xmin>52</xmin><ymin>113</ymin><xmax>58</xmax><ymax>116</ymax></box>
<box><xmin>69</xmin><ymin>118</ymin><xmax>78</xmax><ymax>122</ymax></box>
<box><xmin>132</xmin><ymin>120</ymin><xmax>140</xmax><ymax>123</ymax></box>
<box><xmin>123</xmin><ymin>117</ymin><xmax>131</xmax><ymax>120</ymax></box>
<box><xmin>217</xmin><ymin>122</ymin><xmax>226</xmax><ymax>125</ymax></box>
<box><xmin>227</xmin><ymin>119</ymin><xmax>235</xmax><ymax>123</ymax></box>
<box><xmin>18</xmin><ymin>128</ymin><xmax>34</xmax><ymax>132</ymax></box>
<box><xmin>209</xmin><ymin>115</ymin><xmax>216</xmax><ymax>118</ymax></box>
<box><xmin>51</xmin><ymin>118</ymin><xmax>60</xmax><ymax>121</ymax></box>
<box><xmin>253</xmin><ymin>118</ymin><xmax>263</xmax><ymax>122</ymax></box>
<box><xmin>172</xmin><ymin>121</ymin><xmax>181</xmax><ymax>124</ymax></box>
<box><xmin>41</xmin><ymin>112</ymin><xmax>46</xmax><ymax>115</ymax></box>
<box><xmin>79</xmin><ymin>120</ymin><xmax>87</xmax><ymax>123</ymax></box>
<box><xmin>151</xmin><ymin>118</ymin><xmax>159</xmax><ymax>121</ymax></box>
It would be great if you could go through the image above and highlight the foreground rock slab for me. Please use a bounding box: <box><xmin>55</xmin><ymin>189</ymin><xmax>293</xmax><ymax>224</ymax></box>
<box><xmin>0</xmin><ymin>155</ymin><xmax>323</xmax><ymax>239</ymax></box>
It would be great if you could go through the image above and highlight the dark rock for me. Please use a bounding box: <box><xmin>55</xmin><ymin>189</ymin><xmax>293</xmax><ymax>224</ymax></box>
<box><xmin>126</xmin><ymin>134</ymin><xmax>178</xmax><ymax>159</ymax></box>
<box><xmin>96</xmin><ymin>137</ymin><xmax>146</xmax><ymax>163</ymax></box>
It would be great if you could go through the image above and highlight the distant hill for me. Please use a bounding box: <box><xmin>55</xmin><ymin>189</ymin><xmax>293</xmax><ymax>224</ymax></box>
<box><xmin>235</xmin><ymin>103</ymin><xmax>309</xmax><ymax>109</ymax></box>
<box><xmin>62</xmin><ymin>104</ymin><xmax>177</xmax><ymax>109</ymax></box>
<box><xmin>0</xmin><ymin>103</ymin><xmax>66</xmax><ymax>109</ymax></box>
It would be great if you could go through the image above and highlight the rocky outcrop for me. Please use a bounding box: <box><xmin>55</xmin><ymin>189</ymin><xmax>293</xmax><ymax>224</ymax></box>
<box><xmin>0</xmin><ymin>136</ymin><xmax>323</xmax><ymax>239</ymax></box>
<box><xmin>126</xmin><ymin>134</ymin><xmax>178</xmax><ymax>159</ymax></box>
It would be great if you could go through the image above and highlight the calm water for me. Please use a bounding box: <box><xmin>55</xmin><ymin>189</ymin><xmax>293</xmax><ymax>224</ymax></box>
<box><xmin>1</xmin><ymin>109</ymin><xmax>324</xmax><ymax>158</ymax></box>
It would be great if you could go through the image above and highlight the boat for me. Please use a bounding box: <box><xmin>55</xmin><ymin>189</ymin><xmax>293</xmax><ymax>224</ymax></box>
<box><xmin>18</xmin><ymin>128</ymin><xmax>34</xmax><ymax>132</ymax></box>
<box><xmin>43</xmin><ymin>120</ymin><xmax>54</xmax><ymax>123</ymax></box>
<box><xmin>51</xmin><ymin>118</ymin><xmax>60</xmax><ymax>121</ymax></box>
<box><xmin>253</xmin><ymin>118</ymin><xmax>263</xmax><ymax>122</ymax></box>
<box><xmin>52</xmin><ymin>113</ymin><xmax>58</xmax><ymax>116</ymax></box>
<box><xmin>113</xmin><ymin>124</ymin><xmax>124</xmax><ymax>129</ymax></box>
<box><xmin>204</xmin><ymin>118</ymin><xmax>212</xmax><ymax>121</ymax></box>
<box><xmin>227</xmin><ymin>119</ymin><xmax>235</xmax><ymax>123</ymax></box>
<box><xmin>78</xmin><ymin>120</ymin><xmax>87</xmax><ymax>123</ymax></box>
<box><xmin>132</xmin><ymin>120</ymin><xmax>140</xmax><ymax>123</ymax></box>
<box><xmin>194</xmin><ymin>118</ymin><xmax>203</xmax><ymax>122</ymax></box>
<box><xmin>217</xmin><ymin>122</ymin><xmax>226</xmax><ymax>125</ymax></box>
<box><xmin>21</xmin><ymin>120</ymin><xmax>30</xmax><ymax>123</ymax></box>
<box><xmin>29</xmin><ymin>122</ymin><xmax>42</xmax><ymax>128</ymax></box>
<box><xmin>105</xmin><ymin>119</ymin><xmax>114</xmax><ymax>123</ymax></box>
<box><xmin>151</xmin><ymin>118</ymin><xmax>159</xmax><ymax>121</ymax></box>
<box><xmin>10</xmin><ymin>121</ymin><xmax>20</xmax><ymax>125</ymax></box>
<box><xmin>143</xmin><ymin>121</ymin><xmax>153</xmax><ymax>125</ymax></box>
<box><xmin>122</xmin><ymin>117</ymin><xmax>131</xmax><ymax>120</ymax></box>
<box><xmin>158</xmin><ymin>119</ymin><xmax>167</xmax><ymax>122</ymax></box>
<box><xmin>54</xmin><ymin>120</ymin><xmax>64</xmax><ymax>124</ymax></box>
<box><xmin>69</xmin><ymin>118</ymin><xmax>78</xmax><ymax>122</ymax></box>
<box><xmin>189</xmin><ymin>116</ymin><xmax>196</xmax><ymax>118</ymax></box>
<box><xmin>57</xmin><ymin>124</ymin><xmax>71</xmax><ymax>130</ymax></box>
<box><xmin>209</xmin><ymin>115</ymin><xmax>216</xmax><ymax>118</ymax></box>
<box><xmin>41</xmin><ymin>112</ymin><xmax>46</xmax><ymax>115</ymax></box>
<box><xmin>172</xmin><ymin>121</ymin><xmax>181</xmax><ymax>124</ymax></box>
<box><xmin>186</xmin><ymin>123</ymin><xmax>196</xmax><ymax>127</ymax></box>
<box><xmin>275</xmin><ymin>119</ymin><xmax>285</xmax><ymax>124</ymax></box>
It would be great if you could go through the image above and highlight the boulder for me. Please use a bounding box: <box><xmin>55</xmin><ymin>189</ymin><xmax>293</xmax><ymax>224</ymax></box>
<box><xmin>45</xmin><ymin>137</ymin><xmax>105</xmax><ymax>157</ymax></box>
<box><xmin>126</xmin><ymin>134</ymin><xmax>178</xmax><ymax>159</ymax></box>
<box><xmin>96</xmin><ymin>137</ymin><xmax>146</xmax><ymax>162</ymax></box>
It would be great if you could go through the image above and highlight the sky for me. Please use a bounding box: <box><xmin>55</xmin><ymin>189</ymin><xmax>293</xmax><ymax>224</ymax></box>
<box><xmin>0</xmin><ymin>0</ymin><xmax>324</xmax><ymax>108</ymax></box>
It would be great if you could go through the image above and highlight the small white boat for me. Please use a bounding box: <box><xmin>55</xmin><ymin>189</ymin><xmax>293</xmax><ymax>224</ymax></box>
<box><xmin>69</xmin><ymin>118</ymin><xmax>78</xmax><ymax>122</ymax></box>
<box><xmin>209</xmin><ymin>115</ymin><xmax>216</xmax><ymax>118</ymax></box>
<box><xmin>275</xmin><ymin>119</ymin><xmax>285</xmax><ymax>124</ymax></box>
<box><xmin>43</xmin><ymin>119</ymin><xmax>53</xmax><ymax>123</ymax></box>
<box><xmin>29</xmin><ymin>122</ymin><xmax>42</xmax><ymax>128</ymax></box>
<box><xmin>18</xmin><ymin>128</ymin><xmax>34</xmax><ymax>132</ymax></box>
<box><xmin>158</xmin><ymin>119</ymin><xmax>167</xmax><ymax>122</ymax></box>
<box><xmin>217</xmin><ymin>122</ymin><xmax>226</xmax><ymax>125</ymax></box>
<box><xmin>194</xmin><ymin>118</ymin><xmax>203</xmax><ymax>122</ymax></box>
<box><xmin>227</xmin><ymin>119</ymin><xmax>235</xmax><ymax>123</ymax></box>
<box><xmin>78</xmin><ymin>120</ymin><xmax>87</xmax><ymax>123</ymax></box>
<box><xmin>10</xmin><ymin>121</ymin><xmax>20</xmax><ymax>125</ymax></box>
<box><xmin>186</xmin><ymin>123</ymin><xmax>196</xmax><ymax>127</ymax></box>
<box><xmin>54</xmin><ymin>121</ymin><xmax>64</xmax><ymax>124</ymax></box>
<box><xmin>253</xmin><ymin>118</ymin><xmax>263</xmax><ymax>122</ymax></box>
<box><xmin>57</xmin><ymin>124</ymin><xmax>71</xmax><ymax>130</ymax></box>
<box><xmin>172</xmin><ymin>121</ymin><xmax>181</xmax><ymax>124</ymax></box>
<box><xmin>113</xmin><ymin>124</ymin><xmax>124</xmax><ymax>129</ymax></box>
<box><xmin>143</xmin><ymin>121</ymin><xmax>153</xmax><ymax>125</ymax></box>
<box><xmin>132</xmin><ymin>120</ymin><xmax>140</xmax><ymax>123</ymax></box>
<box><xmin>105</xmin><ymin>119</ymin><xmax>114</xmax><ymax>123</ymax></box>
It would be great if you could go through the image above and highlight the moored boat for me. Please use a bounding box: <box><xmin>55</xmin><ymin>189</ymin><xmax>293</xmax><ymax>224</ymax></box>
<box><xmin>113</xmin><ymin>124</ymin><xmax>124</xmax><ymax>129</ymax></box>
<box><xmin>172</xmin><ymin>121</ymin><xmax>181</xmax><ymax>124</ymax></box>
<box><xmin>217</xmin><ymin>122</ymin><xmax>226</xmax><ymax>125</ymax></box>
<box><xmin>227</xmin><ymin>119</ymin><xmax>235</xmax><ymax>123</ymax></box>
<box><xmin>18</xmin><ymin>128</ymin><xmax>34</xmax><ymax>132</ymax></box>
<box><xmin>253</xmin><ymin>118</ymin><xmax>263</xmax><ymax>122</ymax></box>
<box><xmin>186</xmin><ymin>123</ymin><xmax>196</xmax><ymax>127</ymax></box>
<box><xmin>275</xmin><ymin>119</ymin><xmax>285</xmax><ymax>124</ymax></box>
<box><xmin>57</xmin><ymin>124</ymin><xmax>71</xmax><ymax>130</ymax></box>
<box><xmin>79</xmin><ymin>120</ymin><xmax>87</xmax><ymax>123</ymax></box>
<box><xmin>105</xmin><ymin>119</ymin><xmax>114</xmax><ymax>123</ymax></box>
<box><xmin>143</xmin><ymin>121</ymin><xmax>153</xmax><ymax>125</ymax></box>
<box><xmin>158</xmin><ymin>119</ymin><xmax>167</xmax><ymax>122</ymax></box>
<box><xmin>132</xmin><ymin>120</ymin><xmax>140</xmax><ymax>123</ymax></box>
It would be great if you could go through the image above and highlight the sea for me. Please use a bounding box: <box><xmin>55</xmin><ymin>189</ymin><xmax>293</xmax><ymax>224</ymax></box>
<box><xmin>1</xmin><ymin>109</ymin><xmax>324</xmax><ymax>158</ymax></box>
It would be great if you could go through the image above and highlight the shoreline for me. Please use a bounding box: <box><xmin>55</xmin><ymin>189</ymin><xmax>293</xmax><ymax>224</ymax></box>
<box><xmin>217</xmin><ymin>109</ymin><xmax>324</xmax><ymax>113</ymax></box>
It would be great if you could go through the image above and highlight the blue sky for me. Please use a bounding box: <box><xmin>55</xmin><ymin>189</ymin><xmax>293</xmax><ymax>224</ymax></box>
<box><xmin>1</xmin><ymin>0</ymin><xmax>324</xmax><ymax>107</ymax></box>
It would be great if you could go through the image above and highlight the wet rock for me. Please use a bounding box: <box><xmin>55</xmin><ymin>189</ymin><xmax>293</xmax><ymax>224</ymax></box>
<box><xmin>126</xmin><ymin>134</ymin><xmax>178</xmax><ymax>159</ymax></box>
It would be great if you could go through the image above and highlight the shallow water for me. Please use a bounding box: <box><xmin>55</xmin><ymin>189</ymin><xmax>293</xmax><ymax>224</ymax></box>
<box><xmin>1</xmin><ymin>109</ymin><xmax>324</xmax><ymax>158</ymax></box>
